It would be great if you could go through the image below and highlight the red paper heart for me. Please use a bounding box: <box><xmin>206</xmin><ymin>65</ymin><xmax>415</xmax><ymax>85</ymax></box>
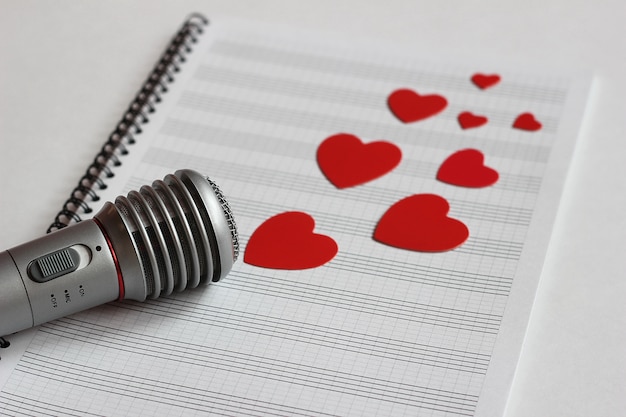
<box><xmin>458</xmin><ymin>111</ymin><xmax>488</xmax><ymax>129</ymax></box>
<box><xmin>471</xmin><ymin>73</ymin><xmax>501</xmax><ymax>89</ymax></box>
<box><xmin>513</xmin><ymin>113</ymin><xmax>542</xmax><ymax>131</ymax></box>
<box><xmin>244</xmin><ymin>211</ymin><xmax>338</xmax><ymax>270</ymax></box>
<box><xmin>387</xmin><ymin>89</ymin><xmax>448</xmax><ymax>123</ymax></box>
<box><xmin>437</xmin><ymin>149</ymin><xmax>499</xmax><ymax>188</ymax></box>
<box><xmin>317</xmin><ymin>133</ymin><xmax>402</xmax><ymax>189</ymax></box>
<box><xmin>374</xmin><ymin>194</ymin><xmax>469</xmax><ymax>252</ymax></box>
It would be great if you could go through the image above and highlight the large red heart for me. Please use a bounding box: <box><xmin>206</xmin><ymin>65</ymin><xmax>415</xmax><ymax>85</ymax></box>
<box><xmin>387</xmin><ymin>89</ymin><xmax>448</xmax><ymax>123</ymax></box>
<box><xmin>317</xmin><ymin>133</ymin><xmax>402</xmax><ymax>189</ymax></box>
<box><xmin>244</xmin><ymin>211</ymin><xmax>338</xmax><ymax>270</ymax></box>
<box><xmin>437</xmin><ymin>149</ymin><xmax>499</xmax><ymax>188</ymax></box>
<box><xmin>513</xmin><ymin>113</ymin><xmax>542</xmax><ymax>131</ymax></box>
<box><xmin>471</xmin><ymin>73</ymin><xmax>501</xmax><ymax>89</ymax></box>
<box><xmin>374</xmin><ymin>194</ymin><xmax>469</xmax><ymax>252</ymax></box>
<box><xmin>458</xmin><ymin>111</ymin><xmax>488</xmax><ymax>129</ymax></box>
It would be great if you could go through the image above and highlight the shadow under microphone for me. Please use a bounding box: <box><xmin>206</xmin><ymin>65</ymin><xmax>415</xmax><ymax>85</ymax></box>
<box><xmin>0</xmin><ymin>169</ymin><xmax>239</xmax><ymax>337</ymax></box>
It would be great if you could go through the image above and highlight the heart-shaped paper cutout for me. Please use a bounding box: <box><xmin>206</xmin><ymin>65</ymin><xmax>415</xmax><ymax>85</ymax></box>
<box><xmin>471</xmin><ymin>73</ymin><xmax>501</xmax><ymax>89</ymax></box>
<box><xmin>513</xmin><ymin>113</ymin><xmax>542</xmax><ymax>131</ymax></box>
<box><xmin>387</xmin><ymin>89</ymin><xmax>448</xmax><ymax>123</ymax></box>
<box><xmin>374</xmin><ymin>194</ymin><xmax>469</xmax><ymax>252</ymax></box>
<box><xmin>244</xmin><ymin>211</ymin><xmax>338</xmax><ymax>270</ymax></box>
<box><xmin>437</xmin><ymin>149</ymin><xmax>499</xmax><ymax>188</ymax></box>
<box><xmin>317</xmin><ymin>133</ymin><xmax>402</xmax><ymax>189</ymax></box>
<box><xmin>458</xmin><ymin>111</ymin><xmax>488</xmax><ymax>129</ymax></box>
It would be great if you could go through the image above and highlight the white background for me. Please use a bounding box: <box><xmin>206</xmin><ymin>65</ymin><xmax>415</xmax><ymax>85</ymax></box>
<box><xmin>1</xmin><ymin>1</ymin><xmax>625</xmax><ymax>415</ymax></box>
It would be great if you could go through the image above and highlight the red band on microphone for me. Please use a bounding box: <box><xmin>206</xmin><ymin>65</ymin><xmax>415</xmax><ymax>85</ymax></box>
<box><xmin>93</xmin><ymin>218</ymin><xmax>125</xmax><ymax>300</ymax></box>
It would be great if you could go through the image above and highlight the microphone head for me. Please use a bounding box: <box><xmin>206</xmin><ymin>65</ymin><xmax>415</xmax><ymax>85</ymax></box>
<box><xmin>94</xmin><ymin>169</ymin><xmax>238</xmax><ymax>301</ymax></box>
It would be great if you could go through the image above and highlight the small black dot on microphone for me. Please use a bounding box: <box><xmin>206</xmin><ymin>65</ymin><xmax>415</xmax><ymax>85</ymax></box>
<box><xmin>96</xmin><ymin>246</ymin><xmax>102</xmax><ymax>251</ymax></box>
<box><xmin>0</xmin><ymin>337</ymin><xmax>10</xmax><ymax>348</ymax></box>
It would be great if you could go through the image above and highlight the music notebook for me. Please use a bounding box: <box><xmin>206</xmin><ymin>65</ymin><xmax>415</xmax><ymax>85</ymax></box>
<box><xmin>0</xmin><ymin>13</ymin><xmax>590</xmax><ymax>417</ymax></box>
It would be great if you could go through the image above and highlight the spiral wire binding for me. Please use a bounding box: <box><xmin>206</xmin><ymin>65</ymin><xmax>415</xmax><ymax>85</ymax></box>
<box><xmin>0</xmin><ymin>13</ymin><xmax>208</xmax><ymax>359</ymax></box>
<box><xmin>1</xmin><ymin>13</ymin><xmax>208</xmax><ymax>355</ymax></box>
<box><xmin>46</xmin><ymin>13</ymin><xmax>209</xmax><ymax>233</ymax></box>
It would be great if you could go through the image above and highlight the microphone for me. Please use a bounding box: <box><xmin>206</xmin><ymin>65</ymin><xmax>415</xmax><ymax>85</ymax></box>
<box><xmin>0</xmin><ymin>169</ymin><xmax>239</xmax><ymax>337</ymax></box>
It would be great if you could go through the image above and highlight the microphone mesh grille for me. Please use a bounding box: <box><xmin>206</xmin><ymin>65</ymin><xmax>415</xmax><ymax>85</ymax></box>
<box><xmin>206</xmin><ymin>178</ymin><xmax>239</xmax><ymax>261</ymax></box>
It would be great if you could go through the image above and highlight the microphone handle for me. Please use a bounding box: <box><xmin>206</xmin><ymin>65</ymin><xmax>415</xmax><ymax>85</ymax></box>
<box><xmin>0</xmin><ymin>220</ymin><xmax>120</xmax><ymax>336</ymax></box>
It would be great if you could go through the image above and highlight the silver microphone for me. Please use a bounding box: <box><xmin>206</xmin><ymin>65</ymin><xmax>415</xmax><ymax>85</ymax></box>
<box><xmin>0</xmin><ymin>169</ymin><xmax>239</xmax><ymax>337</ymax></box>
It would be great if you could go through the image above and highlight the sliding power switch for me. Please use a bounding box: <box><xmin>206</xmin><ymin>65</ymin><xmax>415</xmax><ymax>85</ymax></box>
<box><xmin>27</xmin><ymin>247</ymin><xmax>84</xmax><ymax>283</ymax></box>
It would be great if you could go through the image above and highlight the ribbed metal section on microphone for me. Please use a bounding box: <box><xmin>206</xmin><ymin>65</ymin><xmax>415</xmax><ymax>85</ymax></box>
<box><xmin>113</xmin><ymin>170</ymin><xmax>238</xmax><ymax>299</ymax></box>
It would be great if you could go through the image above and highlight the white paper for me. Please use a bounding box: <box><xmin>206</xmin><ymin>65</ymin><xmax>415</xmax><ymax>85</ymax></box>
<box><xmin>0</xmin><ymin>18</ymin><xmax>590</xmax><ymax>417</ymax></box>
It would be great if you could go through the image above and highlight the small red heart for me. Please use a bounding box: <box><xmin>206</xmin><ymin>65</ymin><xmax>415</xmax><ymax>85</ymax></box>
<box><xmin>244</xmin><ymin>212</ymin><xmax>338</xmax><ymax>270</ymax></box>
<box><xmin>317</xmin><ymin>133</ymin><xmax>402</xmax><ymax>189</ymax></box>
<box><xmin>374</xmin><ymin>194</ymin><xmax>469</xmax><ymax>252</ymax></box>
<box><xmin>513</xmin><ymin>113</ymin><xmax>542</xmax><ymax>131</ymax></box>
<box><xmin>458</xmin><ymin>111</ymin><xmax>488</xmax><ymax>129</ymax></box>
<box><xmin>471</xmin><ymin>73</ymin><xmax>501</xmax><ymax>89</ymax></box>
<box><xmin>387</xmin><ymin>89</ymin><xmax>448</xmax><ymax>123</ymax></box>
<box><xmin>437</xmin><ymin>149</ymin><xmax>499</xmax><ymax>188</ymax></box>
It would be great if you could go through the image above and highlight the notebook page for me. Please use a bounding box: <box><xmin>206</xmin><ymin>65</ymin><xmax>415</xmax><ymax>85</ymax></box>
<box><xmin>0</xmin><ymin>18</ymin><xmax>589</xmax><ymax>417</ymax></box>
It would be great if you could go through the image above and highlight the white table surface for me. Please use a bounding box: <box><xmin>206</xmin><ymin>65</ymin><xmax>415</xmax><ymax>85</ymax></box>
<box><xmin>1</xmin><ymin>1</ymin><xmax>625</xmax><ymax>416</ymax></box>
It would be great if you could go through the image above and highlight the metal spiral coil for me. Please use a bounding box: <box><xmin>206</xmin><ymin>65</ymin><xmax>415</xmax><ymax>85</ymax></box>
<box><xmin>47</xmin><ymin>13</ymin><xmax>209</xmax><ymax>233</ymax></box>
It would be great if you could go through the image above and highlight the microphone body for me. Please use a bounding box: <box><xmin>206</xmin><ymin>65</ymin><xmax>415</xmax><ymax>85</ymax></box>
<box><xmin>0</xmin><ymin>169</ymin><xmax>238</xmax><ymax>337</ymax></box>
<box><xmin>0</xmin><ymin>221</ymin><xmax>119</xmax><ymax>335</ymax></box>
